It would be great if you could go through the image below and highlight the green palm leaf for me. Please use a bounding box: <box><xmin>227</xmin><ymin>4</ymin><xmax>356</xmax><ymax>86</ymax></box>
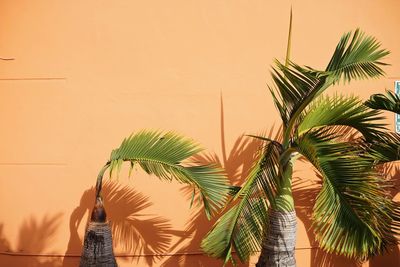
<box><xmin>108</xmin><ymin>130</ymin><xmax>230</xmax><ymax>219</ymax></box>
<box><xmin>298</xmin><ymin>94</ymin><xmax>385</xmax><ymax>140</ymax></box>
<box><xmin>296</xmin><ymin>129</ymin><xmax>397</xmax><ymax>259</ymax></box>
<box><xmin>270</xmin><ymin>61</ymin><xmax>326</xmax><ymax>125</ymax></box>
<box><xmin>272</xmin><ymin>29</ymin><xmax>389</xmax><ymax>147</ymax></box>
<box><xmin>201</xmin><ymin>142</ymin><xmax>281</xmax><ymax>263</ymax></box>
<box><xmin>325</xmin><ymin>29</ymin><xmax>389</xmax><ymax>84</ymax></box>
<box><xmin>365</xmin><ymin>90</ymin><xmax>400</xmax><ymax>114</ymax></box>
<box><xmin>365</xmin><ymin>132</ymin><xmax>400</xmax><ymax>164</ymax></box>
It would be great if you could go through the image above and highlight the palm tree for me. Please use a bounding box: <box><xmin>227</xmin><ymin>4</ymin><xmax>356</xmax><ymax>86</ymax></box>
<box><xmin>80</xmin><ymin>130</ymin><xmax>230</xmax><ymax>267</ymax></box>
<box><xmin>201</xmin><ymin>23</ymin><xmax>400</xmax><ymax>266</ymax></box>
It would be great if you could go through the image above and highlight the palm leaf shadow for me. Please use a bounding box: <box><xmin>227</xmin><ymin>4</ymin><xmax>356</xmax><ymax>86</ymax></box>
<box><xmin>0</xmin><ymin>214</ymin><xmax>63</xmax><ymax>267</ymax></box>
<box><xmin>105</xmin><ymin>181</ymin><xmax>182</xmax><ymax>266</ymax></box>
<box><xmin>17</xmin><ymin>213</ymin><xmax>63</xmax><ymax>253</ymax></box>
<box><xmin>64</xmin><ymin>181</ymin><xmax>184</xmax><ymax>267</ymax></box>
<box><xmin>161</xmin><ymin>95</ymin><xmax>281</xmax><ymax>266</ymax></box>
<box><xmin>0</xmin><ymin>224</ymin><xmax>10</xmax><ymax>252</ymax></box>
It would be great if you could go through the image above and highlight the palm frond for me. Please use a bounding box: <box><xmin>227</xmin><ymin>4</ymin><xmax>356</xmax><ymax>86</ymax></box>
<box><xmin>269</xmin><ymin>85</ymin><xmax>288</xmax><ymax>125</ymax></box>
<box><xmin>365</xmin><ymin>90</ymin><xmax>400</xmax><ymax>114</ymax></box>
<box><xmin>270</xmin><ymin>61</ymin><xmax>325</xmax><ymax>125</ymax></box>
<box><xmin>296</xmin><ymin>129</ymin><xmax>397</xmax><ymax>259</ymax></box>
<box><xmin>201</xmin><ymin>142</ymin><xmax>281</xmax><ymax>263</ymax></box>
<box><xmin>108</xmin><ymin>130</ymin><xmax>230</xmax><ymax>219</ymax></box>
<box><xmin>246</xmin><ymin>134</ymin><xmax>282</xmax><ymax>148</ymax></box>
<box><xmin>365</xmin><ymin>132</ymin><xmax>400</xmax><ymax>164</ymax></box>
<box><xmin>325</xmin><ymin>29</ymin><xmax>389</xmax><ymax>84</ymax></box>
<box><xmin>110</xmin><ymin>130</ymin><xmax>201</xmax><ymax>165</ymax></box>
<box><xmin>297</xmin><ymin>94</ymin><xmax>385</xmax><ymax>140</ymax></box>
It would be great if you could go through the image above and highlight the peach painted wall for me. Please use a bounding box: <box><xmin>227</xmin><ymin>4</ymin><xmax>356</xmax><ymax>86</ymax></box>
<box><xmin>0</xmin><ymin>1</ymin><xmax>399</xmax><ymax>266</ymax></box>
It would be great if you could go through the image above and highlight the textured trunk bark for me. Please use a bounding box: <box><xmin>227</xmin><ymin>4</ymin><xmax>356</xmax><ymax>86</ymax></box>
<box><xmin>80</xmin><ymin>222</ymin><xmax>118</xmax><ymax>267</ymax></box>
<box><xmin>256</xmin><ymin>210</ymin><xmax>297</xmax><ymax>267</ymax></box>
<box><xmin>80</xmin><ymin>163</ymin><xmax>117</xmax><ymax>266</ymax></box>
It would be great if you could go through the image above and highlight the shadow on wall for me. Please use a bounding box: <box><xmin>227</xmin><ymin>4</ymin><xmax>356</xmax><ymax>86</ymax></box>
<box><xmin>0</xmin><ymin>224</ymin><xmax>10</xmax><ymax>252</ymax></box>
<box><xmin>62</xmin><ymin>181</ymin><xmax>185</xmax><ymax>267</ymax></box>
<box><xmin>0</xmin><ymin>213</ymin><xmax>64</xmax><ymax>267</ymax></box>
<box><xmin>61</xmin><ymin>96</ymin><xmax>400</xmax><ymax>267</ymax></box>
<box><xmin>169</xmin><ymin>96</ymin><xmax>400</xmax><ymax>267</ymax></box>
<box><xmin>162</xmin><ymin>96</ymin><xmax>267</xmax><ymax>267</ymax></box>
<box><xmin>161</xmin><ymin>135</ymin><xmax>262</xmax><ymax>267</ymax></box>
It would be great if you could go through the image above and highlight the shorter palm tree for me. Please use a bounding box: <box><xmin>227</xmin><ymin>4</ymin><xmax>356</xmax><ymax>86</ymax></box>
<box><xmin>80</xmin><ymin>130</ymin><xmax>230</xmax><ymax>267</ymax></box>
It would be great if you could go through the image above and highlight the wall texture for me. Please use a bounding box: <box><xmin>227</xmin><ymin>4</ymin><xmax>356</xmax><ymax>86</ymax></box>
<box><xmin>0</xmin><ymin>1</ymin><xmax>399</xmax><ymax>266</ymax></box>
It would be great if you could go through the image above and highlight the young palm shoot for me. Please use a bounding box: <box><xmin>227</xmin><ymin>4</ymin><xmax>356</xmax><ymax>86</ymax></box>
<box><xmin>201</xmin><ymin>19</ymin><xmax>398</xmax><ymax>267</ymax></box>
<box><xmin>80</xmin><ymin>130</ymin><xmax>230</xmax><ymax>267</ymax></box>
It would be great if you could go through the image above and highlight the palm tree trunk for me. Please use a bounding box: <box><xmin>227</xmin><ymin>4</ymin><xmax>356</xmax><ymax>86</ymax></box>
<box><xmin>80</xmin><ymin>222</ymin><xmax>118</xmax><ymax>267</ymax></box>
<box><xmin>256</xmin><ymin>158</ymin><xmax>296</xmax><ymax>267</ymax></box>
<box><xmin>256</xmin><ymin>210</ymin><xmax>297</xmax><ymax>267</ymax></box>
<box><xmin>80</xmin><ymin>163</ymin><xmax>118</xmax><ymax>267</ymax></box>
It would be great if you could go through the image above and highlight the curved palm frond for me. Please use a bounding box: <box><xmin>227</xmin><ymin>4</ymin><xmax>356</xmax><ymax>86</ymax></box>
<box><xmin>365</xmin><ymin>90</ymin><xmax>400</xmax><ymax>114</ymax></box>
<box><xmin>201</xmin><ymin>142</ymin><xmax>281</xmax><ymax>263</ymax></box>
<box><xmin>296</xmin><ymin>129</ymin><xmax>397</xmax><ymax>259</ymax></box>
<box><xmin>108</xmin><ymin>130</ymin><xmax>230</xmax><ymax>219</ymax></box>
<box><xmin>365</xmin><ymin>132</ymin><xmax>400</xmax><ymax>164</ymax></box>
<box><xmin>270</xmin><ymin>60</ymin><xmax>325</xmax><ymax>125</ymax></box>
<box><xmin>271</xmin><ymin>29</ymin><xmax>389</xmax><ymax>147</ymax></box>
<box><xmin>297</xmin><ymin>94</ymin><xmax>385</xmax><ymax>140</ymax></box>
<box><xmin>325</xmin><ymin>29</ymin><xmax>389</xmax><ymax>84</ymax></box>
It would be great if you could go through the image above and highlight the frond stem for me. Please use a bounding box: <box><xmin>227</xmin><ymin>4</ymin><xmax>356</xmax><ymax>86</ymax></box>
<box><xmin>275</xmin><ymin>158</ymin><xmax>295</xmax><ymax>211</ymax></box>
<box><xmin>95</xmin><ymin>161</ymin><xmax>111</xmax><ymax>198</ymax></box>
<box><xmin>282</xmin><ymin>77</ymin><xmax>333</xmax><ymax>149</ymax></box>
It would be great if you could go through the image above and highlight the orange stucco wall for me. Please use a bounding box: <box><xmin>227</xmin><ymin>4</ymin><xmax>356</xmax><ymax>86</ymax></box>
<box><xmin>0</xmin><ymin>1</ymin><xmax>399</xmax><ymax>266</ymax></box>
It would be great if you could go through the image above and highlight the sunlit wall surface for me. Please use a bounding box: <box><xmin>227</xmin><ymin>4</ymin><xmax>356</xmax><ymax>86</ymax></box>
<box><xmin>0</xmin><ymin>1</ymin><xmax>399</xmax><ymax>266</ymax></box>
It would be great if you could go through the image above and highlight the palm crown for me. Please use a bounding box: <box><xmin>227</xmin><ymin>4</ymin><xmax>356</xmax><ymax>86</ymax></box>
<box><xmin>201</xmin><ymin>28</ymin><xmax>399</xmax><ymax>265</ymax></box>
<box><xmin>95</xmin><ymin>130</ymin><xmax>230</xmax><ymax>219</ymax></box>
